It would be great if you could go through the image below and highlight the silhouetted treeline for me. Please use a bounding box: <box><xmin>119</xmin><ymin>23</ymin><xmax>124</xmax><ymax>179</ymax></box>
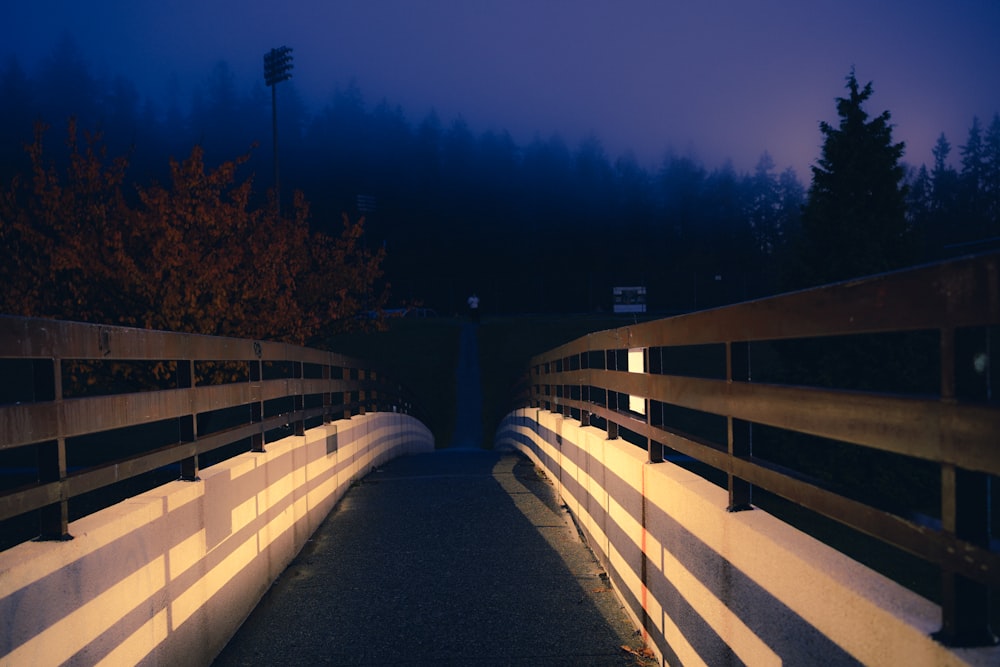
<box><xmin>906</xmin><ymin>119</ymin><xmax>1000</xmax><ymax>260</ymax></box>
<box><xmin>2</xmin><ymin>38</ymin><xmax>997</xmax><ymax>316</ymax></box>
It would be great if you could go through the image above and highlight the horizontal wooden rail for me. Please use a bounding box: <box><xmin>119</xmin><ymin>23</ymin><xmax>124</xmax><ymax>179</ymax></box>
<box><xmin>519</xmin><ymin>251</ymin><xmax>1000</xmax><ymax>648</ymax></box>
<box><xmin>543</xmin><ymin>369</ymin><xmax>1000</xmax><ymax>476</ymax></box>
<box><xmin>541</xmin><ymin>252</ymin><xmax>999</xmax><ymax>357</ymax></box>
<box><xmin>0</xmin><ymin>376</ymin><xmax>400</xmax><ymax>449</ymax></box>
<box><xmin>0</xmin><ymin>316</ymin><xmax>420</xmax><ymax>545</ymax></box>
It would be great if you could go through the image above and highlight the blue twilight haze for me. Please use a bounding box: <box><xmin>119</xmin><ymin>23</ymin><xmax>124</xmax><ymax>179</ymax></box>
<box><xmin>2</xmin><ymin>0</ymin><xmax>999</xmax><ymax>178</ymax></box>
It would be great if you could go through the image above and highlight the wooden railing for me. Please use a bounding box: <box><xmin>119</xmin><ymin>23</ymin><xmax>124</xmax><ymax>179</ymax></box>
<box><xmin>518</xmin><ymin>251</ymin><xmax>999</xmax><ymax>647</ymax></box>
<box><xmin>0</xmin><ymin>317</ymin><xmax>419</xmax><ymax>548</ymax></box>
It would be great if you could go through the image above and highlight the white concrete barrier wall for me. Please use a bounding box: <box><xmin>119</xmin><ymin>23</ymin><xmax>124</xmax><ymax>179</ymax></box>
<box><xmin>496</xmin><ymin>408</ymin><xmax>998</xmax><ymax>667</ymax></box>
<box><xmin>0</xmin><ymin>412</ymin><xmax>433</xmax><ymax>667</ymax></box>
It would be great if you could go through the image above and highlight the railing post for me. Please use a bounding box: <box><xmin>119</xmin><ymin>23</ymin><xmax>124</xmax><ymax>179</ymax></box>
<box><xmin>358</xmin><ymin>368</ymin><xmax>367</xmax><ymax>416</ymax></box>
<box><xmin>529</xmin><ymin>364</ymin><xmax>537</xmax><ymax>409</ymax></box>
<box><xmin>250</xmin><ymin>352</ymin><xmax>265</xmax><ymax>452</ymax></box>
<box><xmin>322</xmin><ymin>362</ymin><xmax>332</xmax><ymax>424</ymax></box>
<box><xmin>343</xmin><ymin>366</ymin><xmax>352</xmax><ymax>419</ymax></box>
<box><xmin>36</xmin><ymin>357</ymin><xmax>71</xmax><ymax>541</ymax></box>
<box><xmin>536</xmin><ymin>363</ymin><xmax>543</xmax><ymax>411</ymax></box>
<box><xmin>292</xmin><ymin>360</ymin><xmax>305</xmax><ymax>436</ymax></box>
<box><xmin>934</xmin><ymin>327</ymin><xmax>997</xmax><ymax>646</ymax></box>
<box><xmin>559</xmin><ymin>368</ymin><xmax>568</xmax><ymax>418</ymax></box>
<box><xmin>540</xmin><ymin>362</ymin><xmax>549</xmax><ymax>412</ymax></box>
<box><xmin>37</xmin><ymin>440</ymin><xmax>70</xmax><ymax>540</ymax></box>
<box><xmin>580</xmin><ymin>353</ymin><xmax>591</xmax><ymax>427</ymax></box>
<box><xmin>177</xmin><ymin>359</ymin><xmax>199</xmax><ymax>481</ymax></box>
<box><xmin>606</xmin><ymin>348</ymin><xmax>620</xmax><ymax>441</ymax></box>
<box><xmin>937</xmin><ymin>466</ymin><xmax>996</xmax><ymax>646</ymax></box>
<box><xmin>645</xmin><ymin>347</ymin><xmax>663</xmax><ymax>463</ymax></box>
<box><xmin>727</xmin><ymin>341</ymin><xmax>753</xmax><ymax>512</ymax></box>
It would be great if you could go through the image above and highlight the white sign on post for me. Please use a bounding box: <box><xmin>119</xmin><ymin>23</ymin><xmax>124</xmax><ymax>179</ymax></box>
<box><xmin>613</xmin><ymin>286</ymin><xmax>646</xmax><ymax>313</ymax></box>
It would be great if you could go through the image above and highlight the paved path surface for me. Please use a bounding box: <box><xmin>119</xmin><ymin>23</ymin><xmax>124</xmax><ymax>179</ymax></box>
<box><xmin>212</xmin><ymin>448</ymin><xmax>653</xmax><ymax>666</ymax></box>
<box><xmin>450</xmin><ymin>323</ymin><xmax>484</xmax><ymax>448</ymax></box>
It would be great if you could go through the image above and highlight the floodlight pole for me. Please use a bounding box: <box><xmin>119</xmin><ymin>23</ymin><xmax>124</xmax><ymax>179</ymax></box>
<box><xmin>270</xmin><ymin>82</ymin><xmax>279</xmax><ymax>212</ymax></box>
<box><xmin>263</xmin><ymin>46</ymin><xmax>293</xmax><ymax>216</ymax></box>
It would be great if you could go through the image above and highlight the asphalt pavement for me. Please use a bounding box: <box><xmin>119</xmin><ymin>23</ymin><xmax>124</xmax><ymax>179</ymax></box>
<box><xmin>450</xmin><ymin>323</ymin><xmax>484</xmax><ymax>449</ymax></box>
<box><xmin>211</xmin><ymin>448</ymin><xmax>655</xmax><ymax>666</ymax></box>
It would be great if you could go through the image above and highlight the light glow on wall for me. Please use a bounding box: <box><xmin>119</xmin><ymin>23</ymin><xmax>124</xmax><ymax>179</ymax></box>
<box><xmin>4</xmin><ymin>555</ymin><xmax>167</xmax><ymax>666</ymax></box>
<box><xmin>95</xmin><ymin>608</ymin><xmax>169</xmax><ymax>667</ymax></box>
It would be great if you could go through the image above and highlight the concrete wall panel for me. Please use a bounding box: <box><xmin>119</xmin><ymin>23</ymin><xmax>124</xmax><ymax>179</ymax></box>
<box><xmin>496</xmin><ymin>408</ymin><xmax>998</xmax><ymax>667</ymax></box>
<box><xmin>0</xmin><ymin>413</ymin><xmax>433</xmax><ymax>667</ymax></box>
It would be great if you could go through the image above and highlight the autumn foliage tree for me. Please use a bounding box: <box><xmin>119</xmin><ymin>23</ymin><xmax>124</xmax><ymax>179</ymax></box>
<box><xmin>0</xmin><ymin>120</ymin><xmax>385</xmax><ymax>343</ymax></box>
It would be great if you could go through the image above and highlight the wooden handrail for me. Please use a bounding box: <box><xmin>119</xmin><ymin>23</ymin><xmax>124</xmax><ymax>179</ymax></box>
<box><xmin>520</xmin><ymin>251</ymin><xmax>1000</xmax><ymax>647</ymax></box>
<box><xmin>0</xmin><ymin>317</ymin><xmax>419</xmax><ymax>544</ymax></box>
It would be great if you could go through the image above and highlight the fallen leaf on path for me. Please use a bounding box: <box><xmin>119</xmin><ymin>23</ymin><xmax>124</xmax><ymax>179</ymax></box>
<box><xmin>620</xmin><ymin>644</ymin><xmax>657</xmax><ymax>659</ymax></box>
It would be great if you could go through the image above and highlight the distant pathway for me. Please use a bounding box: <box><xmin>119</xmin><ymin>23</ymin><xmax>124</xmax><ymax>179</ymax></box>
<box><xmin>450</xmin><ymin>323</ymin><xmax>484</xmax><ymax>448</ymax></box>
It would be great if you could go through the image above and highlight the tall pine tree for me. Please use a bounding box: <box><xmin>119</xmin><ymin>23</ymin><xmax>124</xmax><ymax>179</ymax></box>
<box><xmin>796</xmin><ymin>70</ymin><xmax>911</xmax><ymax>286</ymax></box>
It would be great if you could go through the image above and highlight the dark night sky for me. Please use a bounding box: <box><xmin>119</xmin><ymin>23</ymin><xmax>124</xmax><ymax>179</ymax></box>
<box><xmin>3</xmin><ymin>1</ymin><xmax>999</xmax><ymax>178</ymax></box>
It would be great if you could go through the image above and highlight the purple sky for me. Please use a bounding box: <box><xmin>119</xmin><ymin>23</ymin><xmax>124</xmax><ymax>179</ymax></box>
<box><xmin>4</xmin><ymin>1</ymin><xmax>999</xmax><ymax>178</ymax></box>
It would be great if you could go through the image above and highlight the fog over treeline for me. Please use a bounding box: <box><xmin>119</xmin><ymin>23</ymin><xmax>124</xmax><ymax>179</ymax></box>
<box><xmin>2</xmin><ymin>36</ymin><xmax>997</xmax><ymax>315</ymax></box>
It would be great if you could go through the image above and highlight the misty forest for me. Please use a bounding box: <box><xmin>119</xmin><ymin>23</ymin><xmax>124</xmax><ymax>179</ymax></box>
<box><xmin>2</xmin><ymin>37</ymin><xmax>999</xmax><ymax>341</ymax></box>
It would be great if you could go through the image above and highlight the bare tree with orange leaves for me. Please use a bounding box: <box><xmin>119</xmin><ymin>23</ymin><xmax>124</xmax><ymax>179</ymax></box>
<box><xmin>0</xmin><ymin>120</ymin><xmax>386</xmax><ymax>344</ymax></box>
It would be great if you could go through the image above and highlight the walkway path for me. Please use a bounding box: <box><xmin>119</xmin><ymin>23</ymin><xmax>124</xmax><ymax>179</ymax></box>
<box><xmin>213</xmin><ymin>322</ymin><xmax>652</xmax><ymax>665</ymax></box>
<box><xmin>450</xmin><ymin>322</ymin><xmax>484</xmax><ymax>448</ymax></box>
<box><xmin>212</xmin><ymin>450</ymin><xmax>652</xmax><ymax>666</ymax></box>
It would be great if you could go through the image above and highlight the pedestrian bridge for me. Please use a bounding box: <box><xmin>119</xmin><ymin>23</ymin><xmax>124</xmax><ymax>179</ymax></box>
<box><xmin>1</xmin><ymin>252</ymin><xmax>999</xmax><ymax>666</ymax></box>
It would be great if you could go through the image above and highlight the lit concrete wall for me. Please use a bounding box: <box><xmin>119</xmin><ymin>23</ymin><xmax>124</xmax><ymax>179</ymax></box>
<box><xmin>0</xmin><ymin>412</ymin><xmax>433</xmax><ymax>666</ymax></box>
<box><xmin>496</xmin><ymin>408</ymin><xmax>999</xmax><ymax>667</ymax></box>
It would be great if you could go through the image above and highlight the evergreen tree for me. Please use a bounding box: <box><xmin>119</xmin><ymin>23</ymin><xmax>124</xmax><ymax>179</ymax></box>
<box><xmin>960</xmin><ymin>117</ymin><xmax>985</xmax><ymax>190</ymax></box>
<box><xmin>36</xmin><ymin>34</ymin><xmax>99</xmax><ymax>135</ymax></box>
<box><xmin>958</xmin><ymin>116</ymin><xmax>997</xmax><ymax>242</ymax></box>
<box><xmin>908</xmin><ymin>165</ymin><xmax>931</xmax><ymax>209</ymax></box>
<box><xmin>776</xmin><ymin>167</ymin><xmax>805</xmax><ymax>242</ymax></box>
<box><xmin>923</xmin><ymin>132</ymin><xmax>963</xmax><ymax>254</ymax></box>
<box><xmin>796</xmin><ymin>70</ymin><xmax>911</xmax><ymax>286</ymax></box>
<box><xmin>931</xmin><ymin>133</ymin><xmax>959</xmax><ymax>215</ymax></box>
<box><xmin>905</xmin><ymin>164</ymin><xmax>932</xmax><ymax>251</ymax></box>
<box><xmin>747</xmin><ymin>152</ymin><xmax>781</xmax><ymax>255</ymax></box>
<box><xmin>740</xmin><ymin>156</ymin><xmax>803</xmax><ymax>297</ymax></box>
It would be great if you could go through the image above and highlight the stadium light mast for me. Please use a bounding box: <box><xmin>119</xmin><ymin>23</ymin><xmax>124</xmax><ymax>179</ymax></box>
<box><xmin>263</xmin><ymin>46</ymin><xmax>293</xmax><ymax>215</ymax></box>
